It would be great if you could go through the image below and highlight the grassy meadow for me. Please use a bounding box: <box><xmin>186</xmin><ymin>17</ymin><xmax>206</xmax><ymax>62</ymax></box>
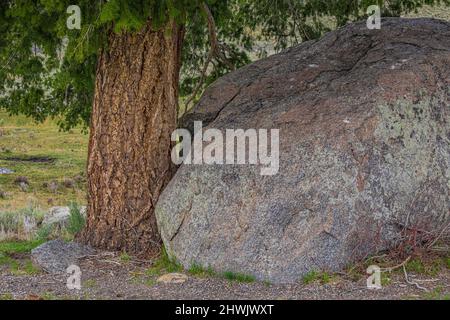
<box><xmin>0</xmin><ymin>109</ymin><xmax>88</xmax><ymax>213</ymax></box>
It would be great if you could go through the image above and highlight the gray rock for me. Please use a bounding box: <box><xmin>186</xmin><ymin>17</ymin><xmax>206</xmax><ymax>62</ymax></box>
<box><xmin>0</xmin><ymin>168</ymin><xmax>13</xmax><ymax>174</ymax></box>
<box><xmin>31</xmin><ymin>240</ymin><xmax>95</xmax><ymax>274</ymax></box>
<box><xmin>156</xmin><ymin>18</ymin><xmax>450</xmax><ymax>283</ymax></box>
<box><xmin>42</xmin><ymin>206</ymin><xmax>87</xmax><ymax>227</ymax></box>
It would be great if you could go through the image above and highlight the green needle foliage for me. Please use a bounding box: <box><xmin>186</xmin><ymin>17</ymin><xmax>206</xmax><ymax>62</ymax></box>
<box><xmin>1</xmin><ymin>0</ymin><xmax>447</xmax><ymax>129</ymax></box>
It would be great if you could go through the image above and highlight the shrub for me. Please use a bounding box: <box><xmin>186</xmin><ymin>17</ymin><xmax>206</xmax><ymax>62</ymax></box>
<box><xmin>66</xmin><ymin>202</ymin><xmax>86</xmax><ymax>236</ymax></box>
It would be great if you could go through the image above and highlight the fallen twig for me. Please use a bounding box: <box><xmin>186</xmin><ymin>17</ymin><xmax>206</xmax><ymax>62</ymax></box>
<box><xmin>402</xmin><ymin>265</ymin><xmax>428</xmax><ymax>292</ymax></box>
<box><xmin>381</xmin><ymin>256</ymin><xmax>411</xmax><ymax>273</ymax></box>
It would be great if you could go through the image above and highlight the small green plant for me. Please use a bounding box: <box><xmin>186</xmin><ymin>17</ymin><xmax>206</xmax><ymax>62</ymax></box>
<box><xmin>145</xmin><ymin>247</ymin><xmax>183</xmax><ymax>277</ymax></box>
<box><xmin>381</xmin><ymin>272</ymin><xmax>392</xmax><ymax>286</ymax></box>
<box><xmin>406</xmin><ymin>258</ymin><xmax>426</xmax><ymax>274</ymax></box>
<box><xmin>0</xmin><ymin>253</ymin><xmax>15</xmax><ymax>266</ymax></box>
<box><xmin>405</xmin><ymin>257</ymin><xmax>442</xmax><ymax>276</ymax></box>
<box><xmin>145</xmin><ymin>278</ymin><xmax>157</xmax><ymax>287</ymax></box>
<box><xmin>35</xmin><ymin>224</ymin><xmax>53</xmax><ymax>242</ymax></box>
<box><xmin>119</xmin><ymin>252</ymin><xmax>131</xmax><ymax>263</ymax></box>
<box><xmin>24</xmin><ymin>259</ymin><xmax>40</xmax><ymax>275</ymax></box>
<box><xmin>41</xmin><ymin>292</ymin><xmax>58</xmax><ymax>300</ymax></box>
<box><xmin>320</xmin><ymin>272</ymin><xmax>335</xmax><ymax>284</ymax></box>
<box><xmin>302</xmin><ymin>270</ymin><xmax>320</xmax><ymax>285</ymax></box>
<box><xmin>223</xmin><ymin>271</ymin><xmax>255</xmax><ymax>283</ymax></box>
<box><xmin>0</xmin><ymin>293</ymin><xmax>13</xmax><ymax>300</ymax></box>
<box><xmin>66</xmin><ymin>202</ymin><xmax>86</xmax><ymax>236</ymax></box>
<box><xmin>188</xmin><ymin>263</ymin><xmax>216</xmax><ymax>277</ymax></box>
<box><xmin>446</xmin><ymin>257</ymin><xmax>450</xmax><ymax>269</ymax></box>
<box><xmin>84</xmin><ymin>279</ymin><xmax>97</xmax><ymax>289</ymax></box>
<box><xmin>0</xmin><ymin>253</ymin><xmax>40</xmax><ymax>275</ymax></box>
<box><xmin>10</xmin><ymin>259</ymin><xmax>40</xmax><ymax>276</ymax></box>
<box><xmin>302</xmin><ymin>270</ymin><xmax>336</xmax><ymax>285</ymax></box>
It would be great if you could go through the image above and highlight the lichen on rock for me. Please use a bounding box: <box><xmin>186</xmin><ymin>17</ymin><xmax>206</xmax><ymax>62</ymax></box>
<box><xmin>156</xmin><ymin>18</ymin><xmax>450</xmax><ymax>283</ymax></box>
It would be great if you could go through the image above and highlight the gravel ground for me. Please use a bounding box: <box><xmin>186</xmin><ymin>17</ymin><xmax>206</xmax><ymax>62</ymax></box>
<box><xmin>1</xmin><ymin>252</ymin><xmax>449</xmax><ymax>300</ymax></box>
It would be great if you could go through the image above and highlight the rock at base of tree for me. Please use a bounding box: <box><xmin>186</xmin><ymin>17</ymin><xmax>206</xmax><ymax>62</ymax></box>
<box><xmin>157</xmin><ymin>273</ymin><xmax>188</xmax><ymax>284</ymax></box>
<box><xmin>42</xmin><ymin>206</ymin><xmax>87</xmax><ymax>227</ymax></box>
<box><xmin>31</xmin><ymin>240</ymin><xmax>95</xmax><ymax>274</ymax></box>
<box><xmin>156</xmin><ymin>18</ymin><xmax>450</xmax><ymax>283</ymax></box>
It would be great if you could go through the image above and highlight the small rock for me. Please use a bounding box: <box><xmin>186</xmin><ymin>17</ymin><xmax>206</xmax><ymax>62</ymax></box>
<box><xmin>0</xmin><ymin>168</ymin><xmax>14</xmax><ymax>175</ymax></box>
<box><xmin>62</xmin><ymin>179</ymin><xmax>75</xmax><ymax>189</ymax></box>
<box><xmin>157</xmin><ymin>273</ymin><xmax>188</xmax><ymax>284</ymax></box>
<box><xmin>31</xmin><ymin>240</ymin><xmax>95</xmax><ymax>274</ymax></box>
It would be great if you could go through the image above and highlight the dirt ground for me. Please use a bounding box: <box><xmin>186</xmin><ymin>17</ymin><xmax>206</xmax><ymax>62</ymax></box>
<box><xmin>1</xmin><ymin>251</ymin><xmax>449</xmax><ymax>300</ymax></box>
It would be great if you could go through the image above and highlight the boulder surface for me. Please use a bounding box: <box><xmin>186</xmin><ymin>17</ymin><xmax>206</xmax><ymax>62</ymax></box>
<box><xmin>31</xmin><ymin>240</ymin><xmax>95</xmax><ymax>274</ymax></box>
<box><xmin>156</xmin><ymin>18</ymin><xmax>450</xmax><ymax>283</ymax></box>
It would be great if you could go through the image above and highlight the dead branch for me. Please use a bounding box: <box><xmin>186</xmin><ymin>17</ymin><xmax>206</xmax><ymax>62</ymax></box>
<box><xmin>402</xmin><ymin>265</ymin><xmax>428</xmax><ymax>292</ymax></box>
<box><xmin>427</xmin><ymin>220</ymin><xmax>450</xmax><ymax>249</ymax></box>
<box><xmin>381</xmin><ymin>256</ymin><xmax>411</xmax><ymax>273</ymax></box>
<box><xmin>184</xmin><ymin>2</ymin><xmax>235</xmax><ymax>110</ymax></box>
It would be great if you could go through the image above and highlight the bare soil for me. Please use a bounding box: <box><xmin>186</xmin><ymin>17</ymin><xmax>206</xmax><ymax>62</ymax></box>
<box><xmin>1</xmin><ymin>251</ymin><xmax>449</xmax><ymax>300</ymax></box>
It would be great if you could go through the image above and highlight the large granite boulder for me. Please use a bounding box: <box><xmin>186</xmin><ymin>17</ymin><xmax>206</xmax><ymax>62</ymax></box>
<box><xmin>156</xmin><ymin>18</ymin><xmax>450</xmax><ymax>283</ymax></box>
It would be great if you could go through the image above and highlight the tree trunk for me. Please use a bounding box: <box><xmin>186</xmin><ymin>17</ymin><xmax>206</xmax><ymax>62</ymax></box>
<box><xmin>80</xmin><ymin>22</ymin><xmax>184</xmax><ymax>256</ymax></box>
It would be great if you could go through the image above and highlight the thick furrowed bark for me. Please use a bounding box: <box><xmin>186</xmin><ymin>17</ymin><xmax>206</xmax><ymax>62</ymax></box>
<box><xmin>80</xmin><ymin>22</ymin><xmax>183</xmax><ymax>256</ymax></box>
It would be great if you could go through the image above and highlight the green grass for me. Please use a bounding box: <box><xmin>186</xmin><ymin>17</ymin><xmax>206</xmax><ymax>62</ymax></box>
<box><xmin>10</xmin><ymin>259</ymin><xmax>40</xmax><ymax>275</ymax></box>
<box><xmin>0</xmin><ymin>203</ymin><xmax>46</xmax><ymax>241</ymax></box>
<box><xmin>301</xmin><ymin>270</ymin><xmax>336</xmax><ymax>285</ymax></box>
<box><xmin>66</xmin><ymin>202</ymin><xmax>86</xmax><ymax>236</ymax></box>
<box><xmin>188</xmin><ymin>263</ymin><xmax>256</xmax><ymax>283</ymax></box>
<box><xmin>381</xmin><ymin>272</ymin><xmax>392</xmax><ymax>286</ymax></box>
<box><xmin>0</xmin><ymin>254</ymin><xmax>40</xmax><ymax>275</ymax></box>
<box><xmin>145</xmin><ymin>278</ymin><xmax>157</xmax><ymax>287</ymax></box>
<box><xmin>0</xmin><ymin>293</ymin><xmax>13</xmax><ymax>300</ymax></box>
<box><xmin>0</xmin><ymin>109</ymin><xmax>88</xmax><ymax>212</ymax></box>
<box><xmin>0</xmin><ymin>239</ymin><xmax>44</xmax><ymax>254</ymax></box>
<box><xmin>223</xmin><ymin>271</ymin><xmax>256</xmax><ymax>283</ymax></box>
<box><xmin>145</xmin><ymin>247</ymin><xmax>183</xmax><ymax>277</ymax></box>
<box><xmin>0</xmin><ymin>240</ymin><xmax>43</xmax><ymax>275</ymax></box>
<box><xmin>405</xmin><ymin>257</ymin><xmax>443</xmax><ymax>277</ymax></box>
<box><xmin>40</xmin><ymin>292</ymin><xmax>58</xmax><ymax>300</ymax></box>
<box><xmin>84</xmin><ymin>279</ymin><xmax>97</xmax><ymax>289</ymax></box>
<box><xmin>423</xmin><ymin>287</ymin><xmax>450</xmax><ymax>301</ymax></box>
<box><xmin>143</xmin><ymin>248</ymin><xmax>184</xmax><ymax>286</ymax></box>
<box><xmin>119</xmin><ymin>252</ymin><xmax>132</xmax><ymax>263</ymax></box>
<box><xmin>187</xmin><ymin>263</ymin><xmax>217</xmax><ymax>277</ymax></box>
